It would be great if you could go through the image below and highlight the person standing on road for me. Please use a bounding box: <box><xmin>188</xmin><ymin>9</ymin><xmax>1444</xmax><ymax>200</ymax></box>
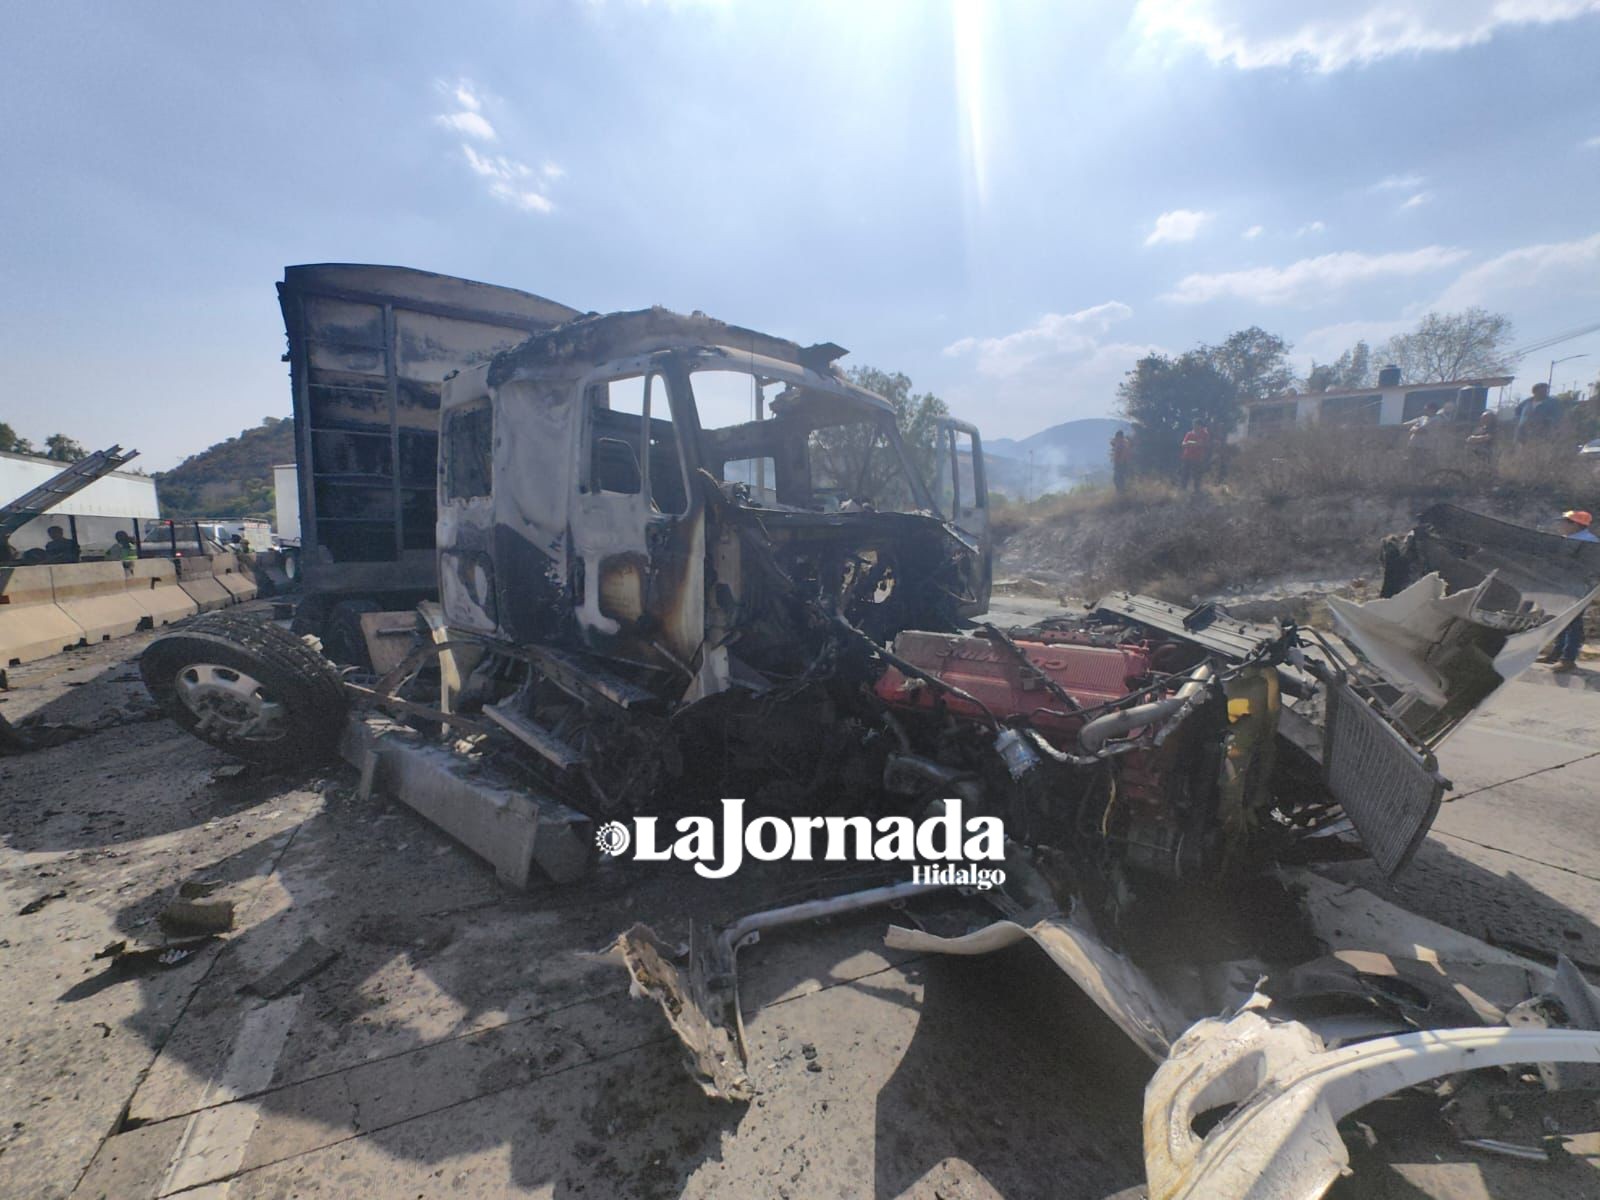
<box><xmin>1110</xmin><ymin>429</ymin><xmax>1132</xmax><ymax>494</ymax></box>
<box><xmin>1178</xmin><ymin>419</ymin><xmax>1210</xmax><ymax>493</ymax></box>
<box><xmin>113</xmin><ymin>529</ymin><xmax>138</xmax><ymax>566</ymax></box>
<box><xmin>1547</xmin><ymin>509</ymin><xmax>1599</xmax><ymax>673</ymax></box>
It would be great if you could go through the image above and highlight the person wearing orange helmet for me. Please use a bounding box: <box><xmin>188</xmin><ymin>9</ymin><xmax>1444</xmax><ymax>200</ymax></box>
<box><xmin>1547</xmin><ymin>509</ymin><xmax>1598</xmax><ymax>672</ymax></box>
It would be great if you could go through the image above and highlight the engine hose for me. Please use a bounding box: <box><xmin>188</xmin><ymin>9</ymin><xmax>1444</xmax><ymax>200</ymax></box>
<box><xmin>1076</xmin><ymin>664</ymin><xmax>1214</xmax><ymax>755</ymax></box>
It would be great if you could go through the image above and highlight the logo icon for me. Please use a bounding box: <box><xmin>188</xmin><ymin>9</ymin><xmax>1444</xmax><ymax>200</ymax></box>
<box><xmin>595</xmin><ymin>821</ymin><xmax>631</xmax><ymax>856</ymax></box>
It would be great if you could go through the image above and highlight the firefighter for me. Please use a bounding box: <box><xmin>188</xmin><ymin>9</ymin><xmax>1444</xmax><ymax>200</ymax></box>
<box><xmin>1178</xmin><ymin>419</ymin><xmax>1210</xmax><ymax>493</ymax></box>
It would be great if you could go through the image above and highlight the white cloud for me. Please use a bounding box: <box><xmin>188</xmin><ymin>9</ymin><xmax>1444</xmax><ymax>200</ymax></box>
<box><xmin>1371</xmin><ymin>172</ymin><xmax>1426</xmax><ymax>192</ymax></box>
<box><xmin>1242</xmin><ymin>224</ymin><xmax>1264</xmax><ymax>239</ymax></box>
<box><xmin>1583</xmin><ymin>135</ymin><xmax>1600</xmax><ymax>149</ymax></box>
<box><xmin>935</xmin><ymin>305</ymin><xmax>1164</xmax><ymax>436</ymax></box>
<box><xmin>1296</xmin><ymin>220</ymin><xmax>1327</xmax><ymax>236</ymax></box>
<box><xmin>1434</xmin><ymin>231</ymin><xmax>1600</xmax><ymax>309</ymax></box>
<box><xmin>943</xmin><ymin>302</ymin><xmax>1134</xmax><ymax>376</ymax></box>
<box><xmin>1145</xmin><ymin>209</ymin><xmax>1213</xmax><ymax>246</ymax></box>
<box><xmin>436</xmin><ymin>111</ymin><xmax>497</xmax><ymax>141</ymax></box>
<box><xmin>1400</xmin><ymin>191</ymin><xmax>1432</xmax><ymax>209</ymax></box>
<box><xmin>435</xmin><ymin>80</ymin><xmax>559</xmax><ymax>216</ymax></box>
<box><xmin>1134</xmin><ymin>0</ymin><xmax>1600</xmax><ymax>72</ymax></box>
<box><xmin>462</xmin><ymin>146</ymin><xmax>555</xmax><ymax>213</ymax></box>
<box><xmin>1164</xmin><ymin>245</ymin><xmax>1469</xmax><ymax>305</ymax></box>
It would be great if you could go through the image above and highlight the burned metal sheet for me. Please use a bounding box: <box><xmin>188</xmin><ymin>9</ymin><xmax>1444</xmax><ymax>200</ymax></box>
<box><xmin>884</xmin><ymin>910</ymin><xmax>1189</xmax><ymax>1061</ymax></box>
<box><xmin>608</xmin><ymin>924</ymin><xmax>753</xmax><ymax>1102</ymax></box>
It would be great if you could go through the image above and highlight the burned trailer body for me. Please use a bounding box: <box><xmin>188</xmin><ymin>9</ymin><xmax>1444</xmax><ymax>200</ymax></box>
<box><xmin>278</xmin><ymin>264</ymin><xmax>581</xmax><ymax>647</ymax></box>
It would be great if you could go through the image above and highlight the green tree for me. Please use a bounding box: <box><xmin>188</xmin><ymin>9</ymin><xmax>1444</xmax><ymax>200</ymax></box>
<box><xmin>0</xmin><ymin>421</ymin><xmax>35</xmax><ymax>455</ymax></box>
<box><xmin>1379</xmin><ymin>309</ymin><xmax>1514</xmax><ymax>382</ymax></box>
<box><xmin>1116</xmin><ymin>351</ymin><xmax>1238</xmax><ymax>470</ymax></box>
<box><xmin>808</xmin><ymin>367</ymin><xmax>948</xmax><ymax>508</ymax></box>
<box><xmin>1306</xmin><ymin>340</ymin><xmax>1372</xmax><ymax>392</ymax></box>
<box><xmin>1202</xmin><ymin>326</ymin><xmax>1295</xmax><ymax>402</ymax></box>
<box><xmin>44</xmin><ymin>434</ymin><xmax>88</xmax><ymax>462</ymax></box>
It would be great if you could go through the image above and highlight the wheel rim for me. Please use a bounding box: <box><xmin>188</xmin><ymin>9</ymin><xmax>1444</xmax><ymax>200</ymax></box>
<box><xmin>175</xmin><ymin>662</ymin><xmax>289</xmax><ymax>741</ymax></box>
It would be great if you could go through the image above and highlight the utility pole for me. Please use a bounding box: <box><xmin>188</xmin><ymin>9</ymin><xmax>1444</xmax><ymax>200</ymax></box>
<box><xmin>1549</xmin><ymin>353</ymin><xmax>1588</xmax><ymax>387</ymax></box>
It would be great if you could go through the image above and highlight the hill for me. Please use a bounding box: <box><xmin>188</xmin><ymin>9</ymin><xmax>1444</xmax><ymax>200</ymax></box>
<box><xmin>984</xmin><ymin>417</ymin><xmax>1130</xmax><ymax>497</ymax></box>
<box><xmin>155</xmin><ymin>417</ymin><xmax>294</xmax><ymax>520</ymax></box>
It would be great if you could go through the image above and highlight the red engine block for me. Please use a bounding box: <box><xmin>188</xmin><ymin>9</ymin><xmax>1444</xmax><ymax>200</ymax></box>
<box><xmin>875</xmin><ymin>630</ymin><xmax>1153</xmax><ymax>749</ymax></box>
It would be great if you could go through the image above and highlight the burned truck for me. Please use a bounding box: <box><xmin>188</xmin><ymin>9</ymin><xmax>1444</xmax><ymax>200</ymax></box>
<box><xmin>140</xmin><ymin>267</ymin><xmax>1600</xmax><ymax>1199</ymax></box>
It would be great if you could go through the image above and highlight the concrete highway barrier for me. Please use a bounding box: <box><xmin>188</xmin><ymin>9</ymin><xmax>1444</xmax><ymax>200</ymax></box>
<box><xmin>125</xmin><ymin>558</ymin><xmax>199</xmax><ymax>627</ymax></box>
<box><xmin>175</xmin><ymin>556</ymin><xmax>233</xmax><ymax>612</ymax></box>
<box><xmin>46</xmin><ymin>561</ymin><xmax>147</xmax><ymax>645</ymax></box>
<box><xmin>0</xmin><ymin>552</ymin><xmax>258</xmax><ymax>667</ymax></box>
<box><xmin>210</xmin><ymin>551</ymin><xmax>260</xmax><ymax>602</ymax></box>
<box><xmin>0</xmin><ymin>564</ymin><xmax>86</xmax><ymax>666</ymax></box>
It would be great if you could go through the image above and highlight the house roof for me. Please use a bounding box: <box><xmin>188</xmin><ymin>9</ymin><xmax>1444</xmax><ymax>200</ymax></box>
<box><xmin>1242</xmin><ymin>375</ymin><xmax>1514</xmax><ymax>406</ymax></box>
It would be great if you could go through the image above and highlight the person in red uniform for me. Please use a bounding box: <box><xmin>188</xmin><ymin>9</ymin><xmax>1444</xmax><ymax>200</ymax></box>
<box><xmin>1178</xmin><ymin>419</ymin><xmax>1210</xmax><ymax>493</ymax></box>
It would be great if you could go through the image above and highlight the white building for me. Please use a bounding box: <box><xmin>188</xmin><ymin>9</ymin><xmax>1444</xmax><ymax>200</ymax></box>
<box><xmin>1234</xmin><ymin>368</ymin><xmax>1514</xmax><ymax>440</ymax></box>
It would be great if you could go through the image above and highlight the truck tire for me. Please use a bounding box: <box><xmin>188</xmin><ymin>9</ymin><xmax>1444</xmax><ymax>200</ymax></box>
<box><xmin>324</xmin><ymin>599</ymin><xmax>382</xmax><ymax>670</ymax></box>
<box><xmin>140</xmin><ymin>612</ymin><xmax>348</xmax><ymax>766</ymax></box>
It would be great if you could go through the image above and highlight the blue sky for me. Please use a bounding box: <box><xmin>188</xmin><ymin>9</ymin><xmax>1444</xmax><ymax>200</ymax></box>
<box><xmin>3</xmin><ymin>0</ymin><xmax>1599</xmax><ymax>469</ymax></box>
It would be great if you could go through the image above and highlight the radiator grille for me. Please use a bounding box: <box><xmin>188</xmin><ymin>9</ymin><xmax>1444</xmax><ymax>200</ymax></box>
<box><xmin>1323</xmin><ymin>681</ymin><xmax>1444</xmax><ymax>875</ymax></box>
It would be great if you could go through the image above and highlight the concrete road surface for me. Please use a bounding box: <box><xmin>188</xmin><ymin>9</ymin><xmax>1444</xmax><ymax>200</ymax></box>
<box><xmin>1</xmin><ymin>612</ymin><xmax>1597</xmax><ymax>1199</ymax></box>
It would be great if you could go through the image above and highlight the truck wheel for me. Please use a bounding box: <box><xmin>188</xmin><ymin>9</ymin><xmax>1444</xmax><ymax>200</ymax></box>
<box><xmin>140</xmin><ymin>612</ymin><xmax>348</xmax><ymax>765</ymax></box>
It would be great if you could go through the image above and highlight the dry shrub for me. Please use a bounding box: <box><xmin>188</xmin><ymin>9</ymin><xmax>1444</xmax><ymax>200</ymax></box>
<box><xmin>1233</xmin><ymin>424</ymin><xmax>1600</xmax><ymax>509</ymax></box>
<box><xmin>992</xmin><ymin>421</ymin><xmax>1600</xmax><ymax>600</ymax></box>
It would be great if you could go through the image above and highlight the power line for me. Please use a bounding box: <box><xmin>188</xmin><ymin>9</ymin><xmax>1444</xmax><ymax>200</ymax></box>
<box><xmin>1509</xmin><ymin>319</ymin><xmax>1600</xmax><ymax>361</ymax></box>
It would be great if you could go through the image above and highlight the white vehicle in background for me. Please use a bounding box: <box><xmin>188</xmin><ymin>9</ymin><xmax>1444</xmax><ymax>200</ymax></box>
<box><xmin>140</xmin><ymin>518</ymin><xmax>272</xmax><ymax>555</ymax></box>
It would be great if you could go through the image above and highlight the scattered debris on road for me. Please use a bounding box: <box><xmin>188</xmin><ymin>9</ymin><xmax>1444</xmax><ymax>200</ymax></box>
<box><xmin>19</xmin><ymin>889</ymin><xmax>66</xmax><ymax>915</ymax></box>
<box><xmin>157</xmin><ymin>897</ymin><xmax>235</xmax><ymax>935</ymax></box>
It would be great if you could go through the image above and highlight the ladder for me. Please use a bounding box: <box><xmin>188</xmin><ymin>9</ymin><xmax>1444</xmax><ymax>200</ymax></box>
<box><xmin>0</xmin><ymin>445</ymin><xmax>141</xmax><ymax>538</ymax></box>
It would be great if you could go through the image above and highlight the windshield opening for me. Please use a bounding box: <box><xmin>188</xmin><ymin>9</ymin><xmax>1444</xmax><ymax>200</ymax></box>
<box><xmin>689</xmin><ymin>367</ymin><xmax>927</xmax><ymax>514</ymax></box>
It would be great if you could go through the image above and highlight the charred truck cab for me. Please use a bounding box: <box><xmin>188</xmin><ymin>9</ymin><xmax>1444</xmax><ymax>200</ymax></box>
<box><xmin>436</xmin><ymin>308</ymin><xmax>990</xmax><ymax>704</ymax></box>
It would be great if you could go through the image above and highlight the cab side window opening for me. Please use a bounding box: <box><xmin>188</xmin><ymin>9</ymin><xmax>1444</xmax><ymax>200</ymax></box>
<box><xmin>444</xmin><ymin>401</ymin><xmax>493</xmax><ymax>500</ymax></box>
<box><xmin>587</xmin><ymin>373</ymin><xmax>689</xmax><ymax>515</ymax></box>
<box><xmin>934</xmin><ymin>426</ymin><xmax>985</xmax><ymax>517</ymax></box>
